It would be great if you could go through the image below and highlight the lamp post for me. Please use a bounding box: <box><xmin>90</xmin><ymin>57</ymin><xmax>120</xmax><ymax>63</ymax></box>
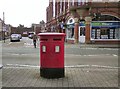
<box><xmin>2</xmin><ymin>12</ymin><xmax>5</xmax><ymax>43</ymax></box>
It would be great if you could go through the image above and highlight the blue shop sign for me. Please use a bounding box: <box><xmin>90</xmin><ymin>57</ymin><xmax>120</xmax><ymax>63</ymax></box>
<box><xmin>67</xmin><ymin>24</ymin><xmax>74</xmax><ymax>28</ymax></box>
<box><xmin>92</xmin><ymin>21</ymin><xmax>120</xmax><ymax>29</ymax></box>
<box><xmin>80</xmin><ymin>22</ymin><xmax>85</xmax><ymax>26</ymax></box>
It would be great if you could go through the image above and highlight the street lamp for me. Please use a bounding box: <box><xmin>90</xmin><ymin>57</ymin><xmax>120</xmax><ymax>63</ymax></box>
<box><xmin>2</xmin><ymin>12</ymin><xmax>5</xmax><ymax>43</ymax></box>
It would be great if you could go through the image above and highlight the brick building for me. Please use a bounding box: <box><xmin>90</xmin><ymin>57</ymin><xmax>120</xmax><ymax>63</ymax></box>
<box><xmin>32</xmin><ymin>20</ymin><xmax>46</xmax><ymax>35</ymax></box>
<box><xmin>11</xmin><ymin>25</ymin><xmax>32</xmax><ymax>37</ymax></box>
<box><xmin>46</xmin><ymin>0</ymin><xmax>120</xmax><ymax>44</ymax></box>
<box><xmin>0</xmin><ymin>18</ymin><xmax>11</xmax><ymax>40</ymax></box>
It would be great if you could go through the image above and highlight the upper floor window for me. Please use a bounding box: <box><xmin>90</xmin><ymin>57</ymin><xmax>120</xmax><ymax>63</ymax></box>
<box><xmin>69</xmin><ymin>0</ymin><xmax>74</xmax><ymax>6</ymax></box>
<box><xmin>72</xmin><ymin>0</ymin><xmax>74</xmax><ymax>6</ymax></box>
<box><xmin>60</xmin><ymin>0</ymin><xmax>63</xmax><ymax>13</ymax></box>
<box><xmin>53</xmin><ymin>0</ymin><xmax>55</xmax><ymax>17</ymax></box>
<box><xmin>78</xmin><ymin>0</ymin><xmax>81</xmax><ymax>6</ymax></box>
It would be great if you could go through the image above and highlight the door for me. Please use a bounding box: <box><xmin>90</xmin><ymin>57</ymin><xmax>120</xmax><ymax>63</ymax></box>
<box><xmin>79</xmin><ymin>26</ymin><xmax>85</xmax><ymax>43</ymax></box>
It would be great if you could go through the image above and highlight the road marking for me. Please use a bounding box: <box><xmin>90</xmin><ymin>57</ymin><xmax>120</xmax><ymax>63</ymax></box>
<box><xmin>11</xmin><ymin>54</ymin><xmax>19</xmax><ymax>55</ymax></box>
<box><xmin>65</xmin><ymin>54</ymin><xmax>118</xmax><ymax>57</ymax></box>
<box><xmin>6</xmin><ymin>64</ymin><xmax>39</xmax><ymax>68</ymax></box>
<box><xmin>80</xmin><ymin>48</ymin><xmax>118</xmax><ymax>50</ymax></box>
<box><xmin>10</xmin><ymin>53</ymin><xmax>29</xmax><ymax>56</ymax></box>
<box><xmin>24</xmin><ymin>42</ymin><xmax>39</xmax><ymax>45</ymax></box>
<box><xmin>7</xmin><ymin>42</ymin><xmax>12</xmax><ymax>45</ymax></box>
<box><xmin>4</xmin><ymin>64</ymin><xmax>120</xmax><ymax>69</ymax></box>
<box><xmin>91</xmin><ymin>65</ymin><xmax>119</xmax><ymax>69</ymax></box>
<box><xmin>24</xmin><ymin>42</ymin><xmax>39</xmax><ymax>48</ymax></box>
<box><xmin>112</xmin><ymin>54</ymin><xmax>118</xmax><ymax>56</ymax></box>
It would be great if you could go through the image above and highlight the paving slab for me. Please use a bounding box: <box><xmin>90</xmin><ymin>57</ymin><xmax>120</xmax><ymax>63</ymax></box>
<box><xmin>1</xmin><ymin>66</ymin><xmax>118</xmax><ymax>88</ymax></box>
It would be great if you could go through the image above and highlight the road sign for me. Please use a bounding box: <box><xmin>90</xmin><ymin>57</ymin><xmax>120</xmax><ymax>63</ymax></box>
<box><xmin>3</xmin><ymin>26</ymin><xmax>6</xmax><ymax>31</ymax></box>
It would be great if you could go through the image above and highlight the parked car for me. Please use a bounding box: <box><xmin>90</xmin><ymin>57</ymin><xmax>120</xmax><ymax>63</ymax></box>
<box><xmin>10</xmin><ymin>34</ymin><xmax>20</xmax><ymax>42</ymax></box>
<box><xmin>28</xmin><ymin>32</ymin><xmax>34</xmax><ymax>39</ymax></box>
<box><xmin>28</xmin><ymin>34</ymin><xmax>33</xmax><ymax>39</ymax></box>
<box><xmin>18</xmin><ymin>34</ymin><xmax>22</xmax><ymax>39</ymax></box>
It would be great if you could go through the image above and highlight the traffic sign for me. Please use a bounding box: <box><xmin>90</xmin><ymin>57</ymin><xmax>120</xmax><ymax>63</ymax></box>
<box><xmin>3</xmin><ymin>26</ymin><xmax>6</xmax><ymax>31</ymax></box>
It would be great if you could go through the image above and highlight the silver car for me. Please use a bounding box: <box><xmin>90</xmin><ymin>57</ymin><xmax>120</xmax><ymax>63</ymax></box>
<box><xmin>10</xmin><ymin>34</ymin><xmax>20</xmax><ymax>42</ymax></box>
<box><xmin>18</xmin><ymin>34</ymin><xmax>22</xmax><ymax>39</ymax></box>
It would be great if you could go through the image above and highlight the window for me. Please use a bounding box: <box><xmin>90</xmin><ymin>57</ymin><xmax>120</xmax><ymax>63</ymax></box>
<box><xmin>100</xmin><ymin>28</ymin><xmax>108</xmax><ymax>35</ymax></box>
<box><xmin>69</xmin><ymin>19</ymin><xmax>73</xmax><ymax>23</ymax></box>
<box><xmin>68</xmin><ymin>0</ymin><xmax>70</xmax><ymax>8</ymax></box>
<box><xmin>68</xmin><ymin>28</ymin><xmax>74</xmax><ymax>39</ymax></box>
<box><xmin>78</xmin><ymin>0</ymin><xmax>81</xmax><ymax>6</ymax></box>
<box><xmin>53</xmin><ymin>0</ymin><xmax>55</xmax><ymax>17</ymax></box>
<box><xmin>60</xmin><ymin>0</ymin><xmax>63</xmax><ymax>13</ymax></box>
<box><xmin>115</xmin><ymin>28</ymin><xmax>120</xmax><ymax>39</ymax></box>
<box><xmin>72</xmin><ymin>0</ymin><xmax>74</xmax><ymax>6</ymax></box>
<box><xmin>100</xmin><ymin>28</ymin><xmax>109</xmax><ymax>39</ymax></box>
<box><xmin>91</xmin><ymin>28</ymin><xmax>120</xmax><ymax>39</ymax></box>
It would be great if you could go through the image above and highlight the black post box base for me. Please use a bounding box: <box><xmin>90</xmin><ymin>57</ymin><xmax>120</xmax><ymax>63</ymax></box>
<box><xmin>40</xmin><ymin>68</ymin><xmax>64</xmax><ymax>79</ymax></box>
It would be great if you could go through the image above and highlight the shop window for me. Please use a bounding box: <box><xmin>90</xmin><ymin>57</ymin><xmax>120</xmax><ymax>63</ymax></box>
<box><xmin>91</xmin><ymin>29</ymin><xmax>96</xmax><ymax>39</ymax></box>
<box><xmin>115</xmin><ymin>28</ymin><xmax>120</xmax><ymax>39</ymax></box>
<box><xmin>91</xmin><ymin>28</ymin><xmax>120</xmax><ymax>39</ymax></box>
<box><xmin>96</xmin><ymin>29</ymin><xmax>101</xmax><ymax>39</ymax></box>
<box><xmin>68</xmin><ymin>28</ymin><xmax>74</xmax><ymax>39</ymax></box>
<box><xmin>100</xmin><ymin>29</ymin><xmax>108</xmax><ymax>35</ymax></box>
<box><xmin>109</xmin><ymin>29</ymin><xmax>115</xmax><ymax>39</ymax></box>
<box><xmin>100</xmin><ymin>29</ymin><xmax>108</xmax><ymax>39</ymax></box>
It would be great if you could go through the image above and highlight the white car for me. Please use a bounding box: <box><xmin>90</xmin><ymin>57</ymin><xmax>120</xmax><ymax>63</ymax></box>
<box><xmin>18</xmin><ymin>34</ymin><xmax>22</xmax><ymax>39</ymax></box>
<box><xmin>10</xmin><ymin>34</ymin><xmax>20</xmax><ymax>42</ymax></box>
<box><xmin>28</xmin><ymin>34</ymin><xmax>34</xmax><ymax>39</ymax></box>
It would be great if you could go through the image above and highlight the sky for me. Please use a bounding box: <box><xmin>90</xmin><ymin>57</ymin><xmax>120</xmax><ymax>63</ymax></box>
<box><xmin>0</xmin><ymin>0</ymin><xmax>49</xmax><ymax>27</ymax></box>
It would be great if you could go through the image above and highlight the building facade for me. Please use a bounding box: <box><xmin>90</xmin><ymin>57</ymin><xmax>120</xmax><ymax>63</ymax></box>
<box><xmin>0</xmin><ymin>18</ymin><xmax>2</xmax><ymax>40</ymax></box>
<box><xmin>11</xmin><ymin>25</ymin><xmax>32</xmax><ymax>37</ymax></box>
<box><xmin>0</xmin><ymin>18</ymin><xmax>11</xmax><ymax>40</ymax></box>
<box><xmin>32</xmin><ymin>20</ymin><xmax>46</xmax><ymax>35</ymax></box>
<box><xmin>46</xmin><ymin>0</ymin><xmax>120</xmax><ymax>44</ymax></box>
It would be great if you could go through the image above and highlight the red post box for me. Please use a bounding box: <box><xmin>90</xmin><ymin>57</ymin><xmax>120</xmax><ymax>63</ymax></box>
<box><xmin>38</xmin><ymin>33</ymin><xmax>66</xmax><ymax>78</ymax></box>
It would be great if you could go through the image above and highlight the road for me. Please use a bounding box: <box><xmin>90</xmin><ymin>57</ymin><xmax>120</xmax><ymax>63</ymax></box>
<box><xmin>2</xmin><ymin>37</ymin><xmax>118</xmax><ymax>68</ymax></box>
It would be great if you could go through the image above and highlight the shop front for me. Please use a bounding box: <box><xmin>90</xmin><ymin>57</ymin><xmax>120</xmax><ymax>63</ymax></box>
<box><xmin>66</xmin><ymin>18</ymin><xmax>75</xmax><ymax>43</ymax></box>
<box><xmin>66</xmin><ymin>17</ymin><xmax>120</xmax><ymax>44</ymax></box>
<box><xmin>91</xmin><ymin>21</ymin><xmax>120</xmax><ymax>44</ymax></box>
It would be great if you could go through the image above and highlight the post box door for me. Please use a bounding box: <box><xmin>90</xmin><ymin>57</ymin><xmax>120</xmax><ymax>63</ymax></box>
<box><xmin>40</xmin><ymin>42</ymin><xmax>64</xmax><ymax>68</ymax></box>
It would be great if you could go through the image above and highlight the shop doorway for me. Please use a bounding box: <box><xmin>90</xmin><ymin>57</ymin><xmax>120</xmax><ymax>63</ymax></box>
<box><xmin>79</xmin><ymin>26</ymin><xmax>86</xmax><ymax>43</ymax></box>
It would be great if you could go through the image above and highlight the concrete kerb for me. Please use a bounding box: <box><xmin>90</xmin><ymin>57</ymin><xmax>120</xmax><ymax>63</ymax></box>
<box><xmin>65</xmin><ymin>43</ymin><xmax>119</xmax><ymax>48</ymax></box>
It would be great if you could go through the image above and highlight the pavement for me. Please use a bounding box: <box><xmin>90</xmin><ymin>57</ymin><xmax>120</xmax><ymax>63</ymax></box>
<box><xmin>1</xmin><ymin>65</ymin><xmax>119</xmax><ymax>88</ymax></box>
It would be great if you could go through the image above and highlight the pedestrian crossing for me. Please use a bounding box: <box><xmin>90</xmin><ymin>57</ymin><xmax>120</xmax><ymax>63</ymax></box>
<box><xmin>24</xmin><ymin>42</ymin><xmax>39</xmax><ymax>48</ymax></box>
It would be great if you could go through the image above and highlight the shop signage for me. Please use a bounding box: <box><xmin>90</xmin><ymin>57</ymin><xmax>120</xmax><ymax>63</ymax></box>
<box><xmin>92</xmin><ymin>21</ymin><xmax>120</xmax><ymax>28</ymax></box>
<box><xmin>80</xmin><ymin>21</ymin><xmax>85</xmax><ymax>26</ymax></box>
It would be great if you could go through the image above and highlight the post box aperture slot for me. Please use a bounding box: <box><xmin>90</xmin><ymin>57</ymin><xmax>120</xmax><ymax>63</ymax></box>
<box><xmin>42</xmin><ymin>46</ymin><xmax>46</xmax><ymax>52</ymax></box>
<box><xmin>55</xmin><ymin>46</ymin><xmax>60</xmax><ymax>53</ymax></box>
<box><xmin>40</xmin><ymin>39</ymin><xmax>48</xmax><ymax>41</ymax></box>
<box><xmin>53</xmin><ymin>39</ymin><xmax>61</xmax><ymax>41</ymax></box>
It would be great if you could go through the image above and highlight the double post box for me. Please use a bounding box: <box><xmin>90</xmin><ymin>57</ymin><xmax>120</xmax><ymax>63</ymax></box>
<box><xmin>38</xmin><ymin>33</ymin><xmax>65</xmax><ymax>78</ymax></box>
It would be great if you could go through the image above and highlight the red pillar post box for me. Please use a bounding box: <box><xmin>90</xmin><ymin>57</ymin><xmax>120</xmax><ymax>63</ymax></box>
<box><xmin>38</xmin><ymin>33</ymin><xmax>66</xmax><ymax>78</ymax></box>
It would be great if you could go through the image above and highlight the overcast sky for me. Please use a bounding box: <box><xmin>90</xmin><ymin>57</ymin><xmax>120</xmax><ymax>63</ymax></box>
<box><xmin>0</xmin><ymin>0</ymin><xmax>49</xmax><ymax>27</ymax></box>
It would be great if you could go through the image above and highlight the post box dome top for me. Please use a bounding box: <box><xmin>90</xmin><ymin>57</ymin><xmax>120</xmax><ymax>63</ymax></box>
<box><xmin>38</xmin><ymin>33</ymin><xmax>65</xmax><ymax>36</ymax></box>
